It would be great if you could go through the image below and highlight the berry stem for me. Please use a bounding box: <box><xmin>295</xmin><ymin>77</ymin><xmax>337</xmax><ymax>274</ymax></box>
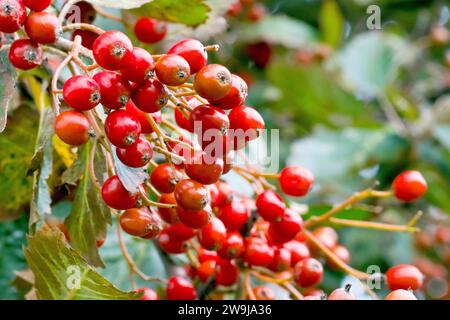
<box><xmin>92</xmin><ymin>5</ymin><xmax>122</xmax><ymax>22</ymax></box>
<box><xmin>138</xmin><ymin>185</ymin><xmax>177</xmax><ymax>209</ymax></box>
<box><xmin>244</xmin><ymin>270</ymin><xmax>256</xmax><ymax>300</ymax></box>
<box><xmin>51</xmin><ymin>54</ymin><xmax>73</xmax><ymax>116</ymax></box>
<box><xmin>89</xmin><ymin>139</ymin><xmax>102</xmax><ymax>191</ymax></box>
<box><xmin>328</xmin><ymin>217</ymin><xmax>420</xmax><ymax>233</ymax></box>
<box><xmin>62</xmin><ymin>23</ymin><xmax>105</xmax><ymax>35</ymax></box>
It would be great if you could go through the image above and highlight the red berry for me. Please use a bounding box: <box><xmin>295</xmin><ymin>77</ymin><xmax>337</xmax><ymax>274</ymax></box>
<box><xmin>218</xmin><ymin>231</ymin><xmax>244</xmax><ymax>260</ymax></box>
<box><xmin>116</xmin><ymin>136</ymin><xmax>153</xmax><ymax>168</ymax></box>
<box><xmin>328</xmin><ymin>245</ymin><xmax>350</xmax><ymax>270</ymax></box>
<box><xmin>125</xmin><ymin>100</ymin><xmax>161</xmax><ymax>134</ymax></box>
<box><xmin>175</xmin><ymin>179</ymin><xmax>210</xmax><ymax>211</ymax></box>
<box><xmin>25</xmin><ymin>12</ymin><xmax>60</xmax><ymax>44</ymax></box>
<box><xmin>104</xmin><ymin>110</ymin><xmax>141</xmax><ymax>148</ymax></box>
<box><xmin>157</xmin><ymin>193</ymin><xmax>179</xmax><ymax>224</ymax></box>
<box><xmin>8</xmin><ymin>39</ymin><xmax>42</xmax><ymax>70</ymax></box>
<box><xmin>93</xmin><ymin>30</ymin><xmax>133</xmax><ymax>70</ymax></box>
<box><xmin>134</xmin><ymin>18</ymin><xmax>167</xmax><ymax>44</ymax></box>
<box><xmin>185</xmin><ymin>152</ymin><xmax>224</xmax><ymax>185</ymax></box>
<box><xmin>247</xmin><ymin>3</ymin><xmax>266</xmax><ymax>22</ymax></box>
<box><xmin>252</xmin><ymin>286</ymin><xmax>275</xmax><ymax>300</ymax></box>
<box><xmin>328</xmin><ymin>284</ymin><xmax>356</xmax><ymax>300</ymax></box>
<box><xmin>93</xmin><ymin>71</ymin><xmax>131</xmax><ymax>109</ymax></box>
<box><xmin>23</xmin><ymin>0</ymin><xmax>52</xmax><ymax>11</ymax></box>
<box><xmin>293</xmin><ymin>258</ymin><xmax>323</xmax><ymax>287</ymax></box>
<box><xmin>121</xmin><ymin>47</ymin><xmax>155</xmax><ymax>84</ymax></box>
<box><xmin>167</xmin><ymin>38</ymin><xmax>208</xmax><ymax>74</ymax></box>
<box><xmin>392</xmin><ymin>170</ymin><xmax>427</xmax><ymax>202</ymax></box>
<box><xmin>210</xmin><ymin>181</ymin><xmax>234</xmax><ymax>208</ymax></box>
<box><xmin>197</xmin><ymin>260</ymin><xmax>216</xmax><ymax>282</ymax></box>
<box><xmin>198</xmin><ymin>217</ymin><xmax>226</xmax><ymax>250</ymax></box>
<box><xmin>131</xmin><ymin>79</ymin><xmax>168</xmax><ymax>113</ymax></box>
<box><xmin>190</xmin><ymin>104</ymin><xmax>230</xmax><ymax>136</ymax></box>
<box><xmin>311</xmin><ymin>226</ymin><xmax>338</xmax><ymax>249</ymax></box>
<box><xmin>155</xmin><ymin>54</ymin><xmax>191</xmax><ymax>86</ymax></box>
<box><xmin>158</xmin><ymin>229</ymin><xmax>186</xmax><ymax>254</ymax></box>
<box><xmin>198</xmin><ymin>248</ymin><xmax>219</xmax><ymax>263</ymax></box>
<box><xmin>174</xmin><ymin>107</ymin><xmax>193</xmax><ymax>132</ymax></box>
<box><xmin>72</xmin><ymin>29</ymin><xmax>98</xmax><ymax>50</ymax></box>
<box><xmin>65</xmin><ymin>1</ymin><xmax>96</xmax><ymax>24</ymax></box>
<box><xmin>137</xmin><ymin>287</ymin><xmax>159</xmax><ymax>300</ymax></box>
<box><xmin>268</xmin><ymin>247</ymin><xmax>292</xmax><ymax>272</ymax></box>
<box><xmin>386</xmin><ymin>264</ymin><xmax>424</xmax><ymax>291</ymax></box>
<box><xmin>177</xmin><ymin>205</ymin><xmax>212</xmax><ymax>229</ymax></box>
<box><xmin>211</xmin><ymin>74</ymin><xmax>248</xmax><ymax>110</ymax></box>
<box><xmin>246</xmin><ymin>41</ymin><xmax>272</xmax><ymax>69</ymax></box>
<box><xmin>385</xmin><ymin>289</ymin><xmax>417</xmax><ymax>300</ymax></box>
<box><xmin>54</xmin><ymin>110</ymin><xmax>90</xmax><ymax>146</ymax></box>
<box><xmin>194</xmin><ymin>64</ymin><xmax>232</xmax><ymax>100</ymax></box>
<box><xmin>255</xmin><ymin>190</ymin><xmax>286</xmax><ymax>222</ymax></box>
<box><xmin>279</xmin><ymin>166</ymin><xmax>314</xmax><ymax>197</ymax></box>
<box><xmin>0</xmin><ymin>0</ymin><xmax>26</xmax><ymax>33</ymax></box>
<box><xmin>166</xmin><ymin>223</ymin><xmax>197</xmax><ymax>242</ymax></box>
<box><xmin>166</xmin><ymin>277</ymin><xmax>196</xmax><ymax>300</ymax></box>
<box><xmin>228</xmin><ymin>105</ymin><xmax>265</xmax><ymax>148</ymax></box>
<box><xmin>244</xmin><ymin>237</ymin><xmax>274</xmax><ymax>267</ymax></box>
<box><xmin>215</xmin><ymin>259</ymin><xmax>239</xmax><ymax>286</ymax></box>
<box><xmin>63</xmin><ymin>75</ymin><xmax>100</xmax><ymax>111</ymax></box>
<box><xmin>101</xmin><ymin>175</ymin><xmax>138</xmax><ymax>210</ymax></box>
<box><xmin>120</xmin><ymin>207</ymin><xmax>162</xmax><ymax>238</ymax></box>
<box><xmin>218</xmin><ymin>199</ymin><xmax>250</xmax><ymax>231</ymax></box>
<box><xmin>270</xmin><ymin>208</ymin><xmax>303</xmax><ymax>242</ymax></box>
<box><xmin>150</xmin><ymin>163</ymin><xmax>182</xmax><ymax>194</ymax></box>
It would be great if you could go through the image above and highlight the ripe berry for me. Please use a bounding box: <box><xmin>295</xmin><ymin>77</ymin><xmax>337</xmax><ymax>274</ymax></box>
<box><xmin>198</xmin><ymin>248</ymin><xmax>219</xmax><ymax>263</ymax></box>
<box><xmin>167</xmin><ymin>38</ymin><xmax>207</xmax><ymax>74</ymax></box>
<box><xmin>134</xmin><ymin>17</ymin><xmax>167</xmax><ymax>44</ymax></box>
<box><xmin>175</xmin><ymin>179</ymin><xmax>210</xmax><ymax>211</ymax></box>
<box><xmin>328</xmin><ymin>284</ymin><xmax>356</xmax><ymax>300</ymax></box>
<box><xmin>279</xmin><ymin>166</ymin><xmax>314</xmax><ymax>197</ymax></box>
<box><xmin>72</xmin><ymin>29</ymin><xmax>98</xmax><ymax>50</ymax></box>
<box><xmin>54</xmin><ymin>110</ymin><xmax>90</xmax><ymax>146</ymax></box>
<box><xmin>158</xmin><ymin>229</ymin><xmax>186</xmax><ymax>254</ymax></box>
<box><xmin>120</xmin><ymin>207</ymin><xmax>162</xmax><ymax>238</ymax></box>
<box><xmin>246</xmin><ymin>41</ymin><xmax>272</xmax><ymax>69</ymax></box>
<box><xmin>166</xmin><ymin>277</ymin><xmax>196</xmax><ymax>300</ymax></box>
<box><xmin>197</xmin><ymin>260</ymin><xmax>216</xmax><ymax>282</ymax></box>
<box><xmin>311</xmin><ymin>226</ymin><xmax>338</xmax><ymax>249</ymax></box>
<box><xmin>157</xmin><ymin>193</ymin><xmax>179</xmax><ymax>224</ymax></box>
<box><xmin>268</xmin><ymin>247</ymin><xmax>291</xmax><ymax>272</ymax></box>
<box><xmin>194</xmin><ymin>64</ymin><xmax>232</xmax><ymax>100</ymax></box>
<box><xmin>150</xmin><ymin>163</ymin><xmax>182</xmax><ymax>194</ymax></box>
<box><xmin>166</xmin><ymin>223</ymin><xmax>197</xmax><ymax>242</ymax></box>
<box><xmin>8</xmin><ymin>39</ymin><xmax>42</xmax><ymax>70</ymax></box>
<box><xmin>63</xmin><ymin>75</ymin><xmax>100</xmax><ymax>111</ymax></box>
<box><xmin>294</xmin><ymin>258</ymin><xmax>323</xmax><ymax>287</ymax></box>
<box><xmin>0</xmin><ymin>0</ymin><xmax>26</xmax><ymax>33</ymax></box>
<box><xmin>215</xmin><ymin>259</ymin><xmax>239</xmax><ymax>287</ymax></box>
<box><xmin>255</xmin><ymin>190</ymin><xmax>286</xmax><ymax>222</ymax></box>
<box><xmin>218</xmin><ymin>199</ymin><xmax>250</xmax><ymax>231</ymax></box>
<box><xmin>177</xmin><ymin>205</ymin><xmax>212</xmax><ymax>229</ymax></box>
<box><xmin>210</xmin><ymin>181</ymin><xmax>234</xmax><ymax>208</ymax></box>
<box><xmin>93</xmin><ymin>71</ymin><xmax>131</xmax><ymax>109</ymax></box>
<box><xmin>23</xmin><ymin>0</ymin><xmax>52</xmax><ymax>11</ymax></box>
<box><xmin>392</xmin><ymin>170</ymin><xmax>427</xmax><ymax>202</ymax></box>
<box><xmin>385</xmin><ymin>264</ymin><xmax>424</xmax><ymax>291</ymax></box>
<box><xmin>328</xmin><ymin>244</ymin><xmax>350</xmax><ymax>270</ymax></box>
<box><xmin>101</xmin><ymin>175</ymin><xmax>138</xmax><ymax>210</ymax></box>
<box><xmin>155</xmin><ymin>54</ymin><xmax>191</xmax><ymax>86</ymax></box>
<box><xmin>105</xmin><ymin>110</ymin><xmax>141</xmax><ymax>148</ymax></box>
<box><xmin>244</xmin><ymin>237</ymin><xmax>274</xmax><ymax>267</ymax></box>
<box><xmin>185</xmin><ymin>152</ymin><xmax>224</xmax><ymax>185</ymax></box>
<box><xmin>65</xmin><ymin>1</ymin><xmax>96</xmax><ymax>24</ymax></box>
<box><xmin>121</xmin><ymin>47</ymin><xmax>155</xmax><ymax>84</ymax></box>
<box><xmin>137</xmin><ymin>287</ymin><xmax>159</xmax><ymax>300</ymax></box>
<box><xmin>116</xmin><ymin>136</ymin><xmax>153</xmax><ymax>168</ymax></box>
<box><xmin>211</xmin><ymin>74</ymin><xmax>248</xmax><ymax>110</ymax></box>
<box><xmin>385</xmin><ymin>289</ymin><xmax>417</xmax><ymax>300</ymax></box>
<box><xmin>92</xmin><ymin>30</ymin><xmax>133</xmax><ymax>70</ymax></box>
<box><xmin>125</xmin><ymin>100</ymin><xmax>161</xmax><ymax>134</ymax></box>
<box><xmin>218</xmin><ymin>231</ymin><xmax>244</xmax><ymax>259</ymax></box>
<box><xmin>174</xmin><ymin>107</ymin><xmax>193</xmax><ymax>132</ymax></box>
<box><xmin>25</xmin><ymin>12</ymin><xmax>60</xmax><ymax>44</ymax></box>
<box><xmin>190</xmin><ymin>104</ymin><xmax>230</xmax><ymax>136</ymax></box>
<box><xmin>199</xmin><ymin>217</ymin><xmax>226</xmax><ymax>250</ymax></box>
<box><xmin>229</xmin><ymin>105</ymin><xmax>265</xmax><ymax>147</ymax></box>
<box><xmin>131</xmin><ymin>79</ymin><xmax>168</xmax><ymax>113</ymax></box>
<box><xmin>270</xmin><ymin>208</ymin><xmax>303</xmax><ymax>242</ymax></box>
<box><xmin>252</xmin><ymin>286</ymin><xmax>275</xmax><ymax>300</ymax></box>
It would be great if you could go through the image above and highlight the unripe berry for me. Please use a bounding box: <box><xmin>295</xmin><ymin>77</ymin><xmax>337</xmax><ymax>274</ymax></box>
<box><xmin>211</xmin><ymin>74</ymin><xmax>248</xmax><ymax>110</ymax></box>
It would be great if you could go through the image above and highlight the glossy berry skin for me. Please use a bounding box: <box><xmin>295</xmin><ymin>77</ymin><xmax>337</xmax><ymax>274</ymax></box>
<box><xmin>0</xmin><ymin>0</ymin><xmax>26</xmax><ymax>33</ymax></box>
<box><xmin>244</xmin><ymin>238</ymin><xmax>274</xmax><ymax>267</ymax></box>
<box><xmin>167</xmin><ymin>38</ymin><xmax>207</xmax><ymax>74</ymax></box>
<box><xmin>246</xmin><ymin>41</ymin><xmax>272</xmax><ymax>69</ymax></box>
<box><xmin>166</xmin><ymin>277</ymin><xmax>196</xmax><ymax>300</ymax></box>
<box><xmin>185</xmin><ymin>152</ymin><xmax>224</xmax><ymax>185</ymax></box>
<box><xmin>25</xmin><ymin>12</ymin><xmax>60</xmax><ymax>44</ymax></box>
<box><xmin>279</xmin><ymin>166</ymin><xmax>314</xmax><ymax>197</ymax></box>
<box><xmin>150</xmin><ymin>163</ymin><xmax>182</xmax><ymax>194</ymax></box>
<box><xmin>256</xmin><ymin>190</ymin><xmax>286</xmax><ymax>223</ymax></box>
<box><xmin>284</xmin><ymin>240</ymin><xmax>310</xmax><ymax>266</ymax></box>
<box><xmin>166</xmin><ymin>223</ymin><xmax>196</xmax><ymax>242</ymax></box>
<box><xmin>177</xmin><ymin>205</ymin><xmax>212</xmax><ymax>229</ymax></box>
<box><xmin>8</xmin><ymin>39</ymin><xmax>42</xmax><ymax>70</ymax></box>
<box><xmin>155</xmin><ymin>54</ymin><xmax>191</xmax><ymax>86</ymax></box>
<box><xmin>125</xmin><ymin>100</ymin><xmax>161</xmax><ymax>134</ymax></box>
<box><xmin>194</xmin><ymin>64</ymin><xmax>232</xmax><ymax>100</ymax></box>
<box><xmin>92</xmin><ymin>30</ymin><xmax>133</xmax><ymax>70</ymax></box>
<box><xmin>218</xmin><ymin>200</ymin><xmax>250</xmax><ymax>231</ymax></box>
<box><xmin>211</xmin><ymin>74</ymin><xmax>248</xmax><ymax>110</ymax></box>
<box><xmin>385</xmin><ymin>289</ymin><xmax>417</xmax><ymax>300</ymax></box>
<box><xmin>218</xmin><ymin>231</ymin><xmax>244</xmax><ymax>260</ymax></box>
<box><xmin>197</xmin><ymin>260</ymin><xmax>216</xmax><ymax>282</ymax></box>
<box><xmin>268</xmin><ymin>247</ymin><xmax>291</xmax><ymax>272</ymax></box>
<box><xmin>392</xmin><ymin>170</ymin><xmax>427</xmax><ymax>202</ymax></box>
<box><xmin>198</xmin><ymin>217</ymin><xmax>226</xmax><ymax>250</ymax></box>
<box><xmin>252</xmin><ymin>286</ymin><xmax>276</xmax><ymax>301</ymax></box>
<box><xmin>174</xmin><ymin>108</ymin><xmax>193</xmax><ymax>132</ymax></box>
<box><xmin>198</xmin><ymin>248</ymin><xmax>219</xmax><ymax>263</ymax></box>
<box><xmin>101</xmin><ymin>175</ymin><xmax>138</xmax><ymax>210</ymax></box>
<box><xmin>121</xmin><ymin>47</ymin><xmax>155</xmax><ymax>84</ymax></box>
<box><xmin>175</xmin><ymin>179</ymin><xmax>210</xmax><ymax>211</ymax></box>
<box><xmin>137</xmin><ymin>287</ymin><xmax>159</xmax><ymax>300</ymax></box>
<box><xmin>270</xmin><ymin>208</ymin><xmax>303</xmax><ymax>242</ymax></box>
<box><xmin>54</xmin><ymin>110</ymin><xmax>90</xmax><ymax>146</ymax></box>
<box><xmin>134</xmin><ymin>18</ymin><xmax>167</xmax><ymax>44</ymax></box>
<box><xmin>63</xmin><ymin>75</ymin><xmax>100</xmax><ymax>111</ymax></box>
<box><xmin>229</xmin><ymin>105</ymin><xmax>265</xmax><ymax>147</ymax></box>
<box><xmin>328</xmin><ymin>285</ymin><xmax>356</xmax><ymax>300</ymax></box>
<box><xmin>386</xmin><ymin>264</ymin><xmax>424</xmax><ymax>291</ymax></box>
<box><xmin>131</xmin><ymin>79</ymin><xmax>168</xmax><ymax>113</ymax></box>
<box><xmin>158</xmin><ymin>230</ymin><xmax>186</xmax><ymax>254</ymax></box>
<box><xmin>93</xmin><ymin>71</ymin><xmax>131</xmax><ymax>109</ymax></box>
<box><xmin>190</xmin><ymin>104</ymin><xmax>230</xmax><ymax>136</ymax></box>
<box><xmin>215</xmin><ymin>259</ymin><xmax>239</xmax><ymax>287</ymax></box>
<box><xmin>23</xmin><ymin>0</ymin><xmax>52</xmax><ymax>11</ymax></box>
<box><xmin>120</xmin><ymin>207</ymin><xmax>162</xmax><ymax>238</ymax></box>
<box><xmin>293</xmin><ymin>258</ymin><xmax>323</xmax><ymax>288</ymax></box>
<box><xmin>157</xmin><ymin>193</ymin><xmax>179</xmax><ymax>224</ymax></box>
<box><xmin>72</xmin><ymin>29</ymin><xmax>98</xmax><ymax>50</ymax></box>
<box><xmin>210</xmin><ymin>181</ymin><xmax>234</xmax><ymax>208</ymax></box>
<box><xmin>311</xmin><ymin>226</ymin><xmax>338</xmax><ymax>249</ymax></box>
<box><xmin>328</xmin><ymin>245</ymin><xmax>350</xmax><ymax>270</ymax></box>
<box><xmin>116</xmin><ymin>136</ymin><xmax>153</xmax><ymax>168</ymax></box>
<box><xmin>105</xmin><ymin>110</ymin><xmax>141</xmax><ymax>148</ymax></box>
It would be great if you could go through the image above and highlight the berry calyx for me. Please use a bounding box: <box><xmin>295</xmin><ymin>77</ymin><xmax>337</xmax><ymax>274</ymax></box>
<box><xmin>198</xmin><ymin>217</ymin><xmax>226</xmax><ymax>250</ymax></box>
<box><xmin>166</xmin><ymin>277</ymin><xmax>196</xmax><ymax>300</ymax></box>
<box><xmin>155</xmin><ymin>54</ymin><xmax>191</xmax><ymax>86</ymax></box>
<box><xmin>252</xmin><ymin>286</ymin><xmax>276</xmax><ymax>300</ymax></box>
<box><xmin>101</xmin><ymin>175</ymin><xmax>138</xmax><ymax>210</ymax></box>
<box><xmin>0</xmin><ymin>0</ymin><xmax>26</xmax><ymax>33</ymax></box>
<box><xmin>23</xmin><ymin>0</ymin><xmax>52</xmax><ymax>11</ymax></box>
<box><xmin>167</xmin><ymin>38</ymin><xmax>208</xmax><ymax>74</ymax></box>
<box><xmin>174</xmin><ymin>179</ymin><xmax>210</xmax><ymax>211</ymax></box>
<box><xmin>116</xmin><ymin>136</ymin><xmax>153</xmax><ymax>168</ymax></box>
<box><xmin>255</xmin><ymin>190</ymin><xmax>286</xmax><ymax>222</ymax></box>
<box><xmin>93</xmin><ymin>30</ymin><xmax>133</xmax><ymax>70</ymax></box>
<box><xmin>120</xmin><ymin>207</ymin><xmax>162</xmax><ymax>238</ymax></box>
<box><xmin>54</xmin><ymin>110</ymin><xmax>90</xmax><ymax>146</ymax></box>
<box><xmin>93</xmin><ymin>71</ymin><xmax>131</xmax><ymax>109</ymax></box>
<box><xmin>63</xmin><ymin>75</ymin><xmax>101</xmax><ymax>111</ymax></box>
<box><xmin>8</xmin><ymin>39</ymin><xmax>42</xmax><ymax>70</ymax></box>
<box><xmin>385</xmin><ymin>264</ymin><xmax>424</xmax><ymax>291</ymax></box>
<box><xmin>150</xmin><ymin>163</ymin><xmax>182</xmax><ymax>194</ymax></box>
<box><xmin>293</xmin><ymin>258</ymin><xmax>323</xmax><ymax>287</ymax></box>
<box><xmin>137</xmin><ymin>287</ymin><xmax>159</xmax><ymax>300</ymax></box>
<box><xmin>24</xmin><ymin>11</ymin><xmax>60</xmax><ymax>44</ymax></box>
<box><xmin>121</xmin><ymin>47</ymin><xmax>155</xmax><ymax>84</ymax></box>
<box><xmin>194</xmin><ymin>64</ymin><xmax>232</xmax><ymax>100</ymax></box>
<box><xmin>279</xmin><ymin>165</ymin><xmax>314</xmax><ymax>197</ymax></box>
<box><xmin>131</xmin><ymin>79</ymin><xmax>168</xmax><ymax>113</ymax></box>
<box><xmin>104</xmin><ymin>110</ymin><xmax>141</xmax><ymax>148</ymax></box>
<box><xmin>392</xmin><ymin>170</ymin><xmax>427</xmax><ymax>202</ymax></box>
<box><xmin>134</xmin><ymin>17</ymin><xmax>167</xmax><ymax>44</ymax></box>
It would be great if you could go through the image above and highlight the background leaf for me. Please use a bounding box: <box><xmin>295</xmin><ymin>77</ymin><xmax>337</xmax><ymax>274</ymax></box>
<box><xmin>86</xmin><ymin>0</ymin><xmax>153</xmax><ymax>9</ymax></box>
<box><xmin>0</xmin><ymin>51</ymin><xmax>17</xmax><ymax>133</ymax></box>
<box><xmin>319</xmin><ymin>0</ymin><xmax>344</xmax><ymax>48</ymax></box>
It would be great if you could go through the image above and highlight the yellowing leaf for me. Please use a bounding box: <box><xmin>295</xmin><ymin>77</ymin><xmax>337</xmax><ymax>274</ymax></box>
<box><xmin>319</xmin><ymin>0</ymin><xmax>344</xmax><ymax>48</ymax></box>
<box><xmin>53</xmin><ymin>135</ymin><xmax>76</xmax><ymax>168</ymax></box>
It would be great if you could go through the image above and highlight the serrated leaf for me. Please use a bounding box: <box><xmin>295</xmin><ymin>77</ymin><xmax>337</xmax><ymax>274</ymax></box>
<box><xmin>130</xmin><ymin>0</ymin><xmax>210</xmax><ymax>27</ymax></box>
<box><xmin>25</xmin><ymin>228</ymin><xmax>139</xmax><ymax>300</ymax></box>
<box><xmin>319</xmin><ymin>0</ymin><xmax>344</xmax><ymax>48</ymax></box>
<box><xmin>85</xmin><ymin>0</ymin><xmax>153</xmax><ymax>9</ymax></box>
<box><xmin>64</xmin><ymin>141</ymin><xmax>112</xmax><ymax>267</ymax></box>
<box><xmin>0</xmin><ymin>51</ymin><xmax>17</xmax><ymax>133</ymax></box>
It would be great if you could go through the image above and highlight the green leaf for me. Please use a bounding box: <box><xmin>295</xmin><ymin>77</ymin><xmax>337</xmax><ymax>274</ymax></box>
<box><xmin>85</xmin><ymin>0</ymin><xmax>153</xmax><ymax>9</ymax></box>
<box><xmin>0</xmin><ymin>106</ymin><xmax>39</xmax><ymax>220</ymax></box>
<box><xmin>0</xmin><ymin>51</ymin><xmax>17</xmax><ymax>133</ymax></box>
<box><xmin>303</xmin><ymin>205</ymin><xmax>371</xmax><ymax>221</ymax></box>
<box><xmin>25</xmin><ymin>228</ymin><xmax>139</xmax><ymax>300</ymax></box>
<box><xmin>433</xmin><ymin>125</ymin><xmax>450</xmax><ymax>151</ymax></box>
<box><xmin>319</xmin><ymin>0</ymin><xmax>344</xmax><ymax>48</ymax></box>
<box><xmin>64</xmin><ymin>141</ymin><xmax>111</xmax><ymax>267</ymax></box>
<box><xmin>112</xmin><ymin>147</ymin><xmax>148</xmax><ymax>193</ymax></box>
<box><xmin>130</xmin><ymin>0</ymin><xmax>210</xmax><ymax>27</ymax></box>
